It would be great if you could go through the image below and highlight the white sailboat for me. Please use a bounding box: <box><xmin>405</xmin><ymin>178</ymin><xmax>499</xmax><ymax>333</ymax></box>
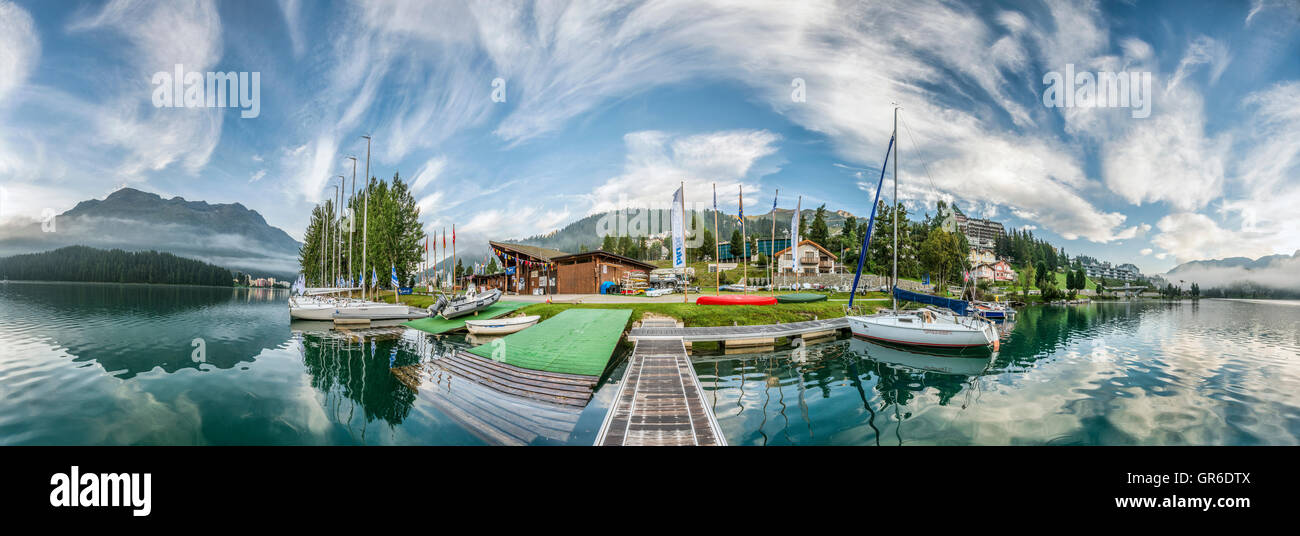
<box><xmin>844</xmin><ymin>107</ymin><xmax>998</xmax><ymax>351</ymax></box>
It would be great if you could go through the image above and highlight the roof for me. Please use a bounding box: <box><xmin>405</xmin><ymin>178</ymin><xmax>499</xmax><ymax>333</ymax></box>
<box><xmin>773</xmin><ymin>239</ymin><xmax>838</xmax><ymax>260</ymax></box>
<box><xmin>489</xmin><ymin>241</ymin><xmax>570</xmax><ymax>262</ymax></box>
<box><xmin>551</xmin><ymin>249</ymin><xmax>658</xmax><ymax>271</ymax></box>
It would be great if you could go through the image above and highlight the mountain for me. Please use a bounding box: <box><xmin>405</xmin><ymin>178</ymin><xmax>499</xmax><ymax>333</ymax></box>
<box><xmin>0</xmin><ymin>188</ymin><xmax>301</xmax><ymax>279</ymax></box>
<box><xmin>511</xmin><ymin>207</ymin><xmax>861</xmax><ymax>255</ymax></box>
<box><xmin>1164</xmin><ymin>250</ymin><xmax>1300</xmax><ymax>291</ymax></box>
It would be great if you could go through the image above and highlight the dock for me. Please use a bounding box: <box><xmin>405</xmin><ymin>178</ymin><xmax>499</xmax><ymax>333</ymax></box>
<box><xmin>403</xmin><ymin>308</ymin><xmax>633</xmax><ymax>408</ymax></box>
<box><xmin>402</xmin><ymin>300</ymin><xmax>530</xmax><ymax>334</ymax></box>
<box><xmin>627</xmin><ymin>317</ymin><xmax>849</xmax><ymax>345</ymax></box>
<box><xmin>595</xmin><ymin>336</ymin><xmax>725</xmax><ymax>446</ymax></box>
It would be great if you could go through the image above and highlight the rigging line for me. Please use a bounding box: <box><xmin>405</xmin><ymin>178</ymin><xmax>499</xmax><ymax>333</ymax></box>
<box><xmin>898</xmin><ymin>114</ymin><xmax>944</xmax><ymax>205</ymax></box>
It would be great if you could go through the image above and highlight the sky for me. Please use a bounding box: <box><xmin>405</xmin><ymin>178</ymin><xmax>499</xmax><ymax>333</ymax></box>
<box><xmin>0</xmin><ymin>0</ymin><xmax>1298</xmax><ymax>276</ymax></box>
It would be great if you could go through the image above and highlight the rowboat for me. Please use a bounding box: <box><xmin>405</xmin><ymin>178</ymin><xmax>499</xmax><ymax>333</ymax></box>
<box><xmin>465</xmin><ymin>315</ymin><xmax>540</xmax><ymax>335</ymax></box>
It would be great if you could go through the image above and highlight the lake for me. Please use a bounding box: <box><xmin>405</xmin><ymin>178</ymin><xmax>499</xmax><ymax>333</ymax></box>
<box><xmin>1</xmin><ymin>281</ymin><xmax>1297</xmax><ymax>445</ymax></box>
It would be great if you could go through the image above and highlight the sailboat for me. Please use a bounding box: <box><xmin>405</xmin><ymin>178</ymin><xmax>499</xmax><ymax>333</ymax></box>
<box><xmin>843</xmin><ymin>107</ymin><xmax>998</xmax><ymax>351</ymax></box>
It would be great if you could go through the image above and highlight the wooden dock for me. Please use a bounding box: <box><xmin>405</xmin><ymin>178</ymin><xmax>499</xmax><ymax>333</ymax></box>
<box><xmin>431</xmin><ymin>350</ymin><xmax>599</xmax><ymax>407</ymax></box>
<box><xmin>627</xmin><ymin>317</ymin><xmax>849</xmax><ymax>343</ymax></box>
<box><xmin>595</xmin><ymin>337</ymin><xmax>726</xmax><ymax>446</ymax></box>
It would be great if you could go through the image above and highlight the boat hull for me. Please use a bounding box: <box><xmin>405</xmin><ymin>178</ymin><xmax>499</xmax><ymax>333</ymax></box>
<box><xmin>465</xmin><ymin>315</ymin><xmax>540</xmax><ymax>335</ymax></box>
<box><xmin>440</xmin><ymin>289</ymin><xmax>503</xmax><ymax>319</ymax></box>
<box><xmin>696</xmin><ymin>295</ymin><xmax>777</xmax><ymax>306</ymax></box>
<box><xmin>846</xmin><ymin>314</ymin><xmax>995</xmax><ymax>348</ymax></box>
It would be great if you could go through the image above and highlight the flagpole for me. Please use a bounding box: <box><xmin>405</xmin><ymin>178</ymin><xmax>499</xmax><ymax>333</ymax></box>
<box><xmin>360</xmin><ymin>135</ymin><xmax>371</xmax><ymax>301</ymax></box>
<box><xmin>770</xmin><ymin>189</ymin><xmax>777</xmax><ymax>296</ymax></box>
<box><xmin>795</xmin><ymin>195</ymin><xmax>801</xmax><ymax>291</ymax></box>
<box><xmin>712</xmin><ymin>183</ymin><xmax>719</xmax><ymax>296</ymax></box>
<box><xmin>452</xmin><ymin>224</ymin><xmax>457</xmax><ymax>293</ymax></box>
<box><xmin>739</xmin><ymin>185</ymin><xmax>747</xmax><ymax>295</ymax></box>
<box><xmin>681</xmin><ymin>181</ymin><xmax>688</xmax><ymax>304</ymax></box>
<box><xmin>347</xmin><ymin>157</ymin><xmax>357</xmax><ymax>298</ymax></box>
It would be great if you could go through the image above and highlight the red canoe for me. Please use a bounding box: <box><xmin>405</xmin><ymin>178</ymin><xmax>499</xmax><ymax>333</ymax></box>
<box><xmin>695</xmin><ymin>295</ymin><xmax>778</xmax><ymax>306</ymax></box>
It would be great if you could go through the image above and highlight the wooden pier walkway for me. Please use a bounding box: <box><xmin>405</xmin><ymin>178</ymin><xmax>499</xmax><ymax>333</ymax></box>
<box><xmin>595</xmin><ymin>334</ymin><xmax>726</xmax><ymax>446</ymax></box>
<box><xmin>627</xmin><ymin>317</ymin><xmax>849</xmax><ymax>343</ymax></box>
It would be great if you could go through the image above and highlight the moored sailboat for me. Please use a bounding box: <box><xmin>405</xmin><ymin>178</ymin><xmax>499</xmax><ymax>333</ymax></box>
<box><xmin>843</xmin><ymin>106</ymin><xmax>997</xmax><ymax>351</ymax></box>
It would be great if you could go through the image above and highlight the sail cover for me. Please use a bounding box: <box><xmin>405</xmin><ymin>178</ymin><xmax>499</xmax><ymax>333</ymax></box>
<box><xmin>893</xmin><ymin>287</ymin><xmax>969</xmax><ymax>316</ymax></box>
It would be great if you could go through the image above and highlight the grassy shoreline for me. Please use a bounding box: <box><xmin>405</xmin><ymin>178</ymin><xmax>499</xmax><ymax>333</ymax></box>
<box><xmin>374</xmin><ymin>292</ymin><xmax>876</xmax><ymax>329</ymax></box>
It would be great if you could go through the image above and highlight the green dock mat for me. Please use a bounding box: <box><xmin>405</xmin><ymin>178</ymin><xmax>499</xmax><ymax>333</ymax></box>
<box><xmin>776</xmin><ymin>293</ymin><xmax>829</xmax><ymax>303</ymax></box>
<box><xmin>401</xmin><ymin>301</ymin><xmax>529</xmax><ymax>334</ymax></box>
<box><xmin>467</xmin><ymin>308</ymin><xmax>632</xmax><ymax>377</ymax></box>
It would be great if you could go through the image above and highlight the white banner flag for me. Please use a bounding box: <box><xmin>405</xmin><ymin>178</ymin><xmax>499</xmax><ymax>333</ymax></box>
<box><xmin>790</xmin><ymin>196</ymin><xmax>801</xmax><ymax>273</ymax></box>
<box><xmin>671</xmin><ymin>185</ymin><xmax>686</xmax><ymax>268</ymax></box>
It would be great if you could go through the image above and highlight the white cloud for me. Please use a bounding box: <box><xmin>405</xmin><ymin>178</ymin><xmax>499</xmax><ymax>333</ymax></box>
<box><xmin>1151</xmin><ymin>212</ymin><xmax>1283</xmax><ymax>264</ymax></box>
<box><xmin>1139</xmin><ymin>248</ymin><xmax>1152</xmax><ymax>256</ymax></box>
<box><xmin>411</xmin><ymin>156</ymin><xmax>448</xmax><ymax>192</ymax></box>
<box><xmin>249</xmin><ymin>169</ymin><xmax>267</xmax><ymax>183</ymax></box>
<box><xmin>586</xmin><ymin>129</ymin><xmax>781</xmax><ymax>215</ymax></box>
<box><xmin>0</xmin><ymin>0</ymin><xmax>39</xmax><ymax>103</ymax></box>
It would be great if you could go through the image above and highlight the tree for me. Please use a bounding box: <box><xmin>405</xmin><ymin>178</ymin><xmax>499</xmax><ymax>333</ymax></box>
<box><xmin>695</xmin><ymin>228</ymin><xmax>715</xmax><ymax>262</ymax></box>
<box><xmin>1017</xmin><ymin>262</ymin><xmax>1035</xmax><ymax>299</ymax></box>
<box><xmin>809</xmin><ymin>204</ymin><xmax>830</xmax><ymax>246</ymax></box>
<box><xmin>486</xmin><ymin>258</ymin><xmax>499</xmax><ymax>274</ymax></box>
<box><xmin>1034</xmin><ymin>260</ymin><xmax>1050</xmax><ymax>289</ymax></box>
<box><xmin>918</xmin><ymin>227</ymin><xmax>964</xmax><ymax>290</ymax></box>
<box><xmin>601</xmin><ymin>234</ymin><xmax>617</xmax><ymax>252</ymax></box>
<box><xmin>729</xmin><ymin>228</ymin><xmax>743</xmax><ymax>260</ymax></box>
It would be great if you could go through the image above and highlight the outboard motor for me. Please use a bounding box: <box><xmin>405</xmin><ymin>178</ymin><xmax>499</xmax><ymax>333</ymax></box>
<box><xmin>427</xmin><ymin>295</ymin><xmax>448</xmax><ymax>316</ymax></box>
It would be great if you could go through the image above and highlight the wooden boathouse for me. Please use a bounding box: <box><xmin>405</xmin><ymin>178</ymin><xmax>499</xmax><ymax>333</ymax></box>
<box><xmin>486</xmin><ymin>241</ymin><xmax>657</xmax><ymax>296</ymax></box>
<box><xmin>551</xmin><ymin>250</ymin><xmax>657</xmax><ymax>294</ymax></box>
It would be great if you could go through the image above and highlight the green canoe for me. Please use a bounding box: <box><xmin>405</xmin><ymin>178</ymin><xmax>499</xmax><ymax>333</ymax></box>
<box><xmin>775</xmin><ymin>293</ymin><xmax>828</xmax><ymax>303</ymax></box>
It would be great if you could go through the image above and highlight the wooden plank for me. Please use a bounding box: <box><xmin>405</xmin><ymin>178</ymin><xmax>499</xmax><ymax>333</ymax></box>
<box><xmin>627</xmin><ymin>318</ymin><xmax>849</xmax><ymax>342</ymax></box>
<box><xmin>595</xmin><ymin>338</ymin><xmax>725</xmax><ymax>446</ymax></box>
<box><xmin>430</xmin><ymin>358</ymin><xmax>592</xmax><ymax>407</ymax></box>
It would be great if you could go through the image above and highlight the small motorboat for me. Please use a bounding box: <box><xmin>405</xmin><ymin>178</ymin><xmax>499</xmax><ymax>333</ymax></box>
<box><xmin>972</xmin><ymin>301</ymin><xmax>1014</xmax><ymax>320</ymax></box>
<box><xmin>776</xmin><ymin>293</ymin><xmax>828</xmax><ymax>303</ymax></box>
<box><xmin>433</xmin><ymin>288</ymin><xmax>503</xmax><ymax>319</ymax></box>
<box><xmin>465</xmin><ymin>315</ymin><xmax>540</xmax><ymax>335</ymax></box>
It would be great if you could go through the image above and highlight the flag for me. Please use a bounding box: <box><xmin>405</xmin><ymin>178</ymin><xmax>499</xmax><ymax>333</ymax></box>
<box><xmin>452</xmin><ymin>225</ymin><xmax>456</xmax><ymax>244</ymax></box>
<box><xmin>712</xmin><ymin>184</ymin><xmax>716</xmax><ymax>211</ymax></box>
<box><xmin>791</xmin><ymin>196</ymin><xmax>801</xmax><ymax>273</ymax></box>
<box><xmin>371</xmin><ymin>267</ymin><xmax>378</xmax><ymax>288</ymax></box>
<box><xmin>738</xmin><ymin>187</ymin><xmax>743</xmax><ymax>218</ymax></box>
<box><xmin>670</xmin><ymin>185</ymin><xmax>685</xmax><ymax>269</ymax></box>
<box><xmin>390</xmin><ymin>265</ymin><xmax>399</xmax><ymax>289</ymax></box>
<box><xmin>442</xmin><ymin>229</ymin><xmax>446</xmax><ymax>248</ymax></box>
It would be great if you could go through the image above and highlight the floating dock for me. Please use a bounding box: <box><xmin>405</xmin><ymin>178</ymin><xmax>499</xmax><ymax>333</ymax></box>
<box><xmin>595</xmin><ymin>335</ymin><xmax>725</xmax><ymax>446</ymax></box>
<box><xmin>627</xmin><ymin>317</ymin><xmax>849</xmax><ymax>344</ymax></box>
<box><xmin>466</xmin><ymin>308</ymin><xmax>632</xmax><ymax>376</ymax></box>
<box><xmin>409</xmin><ymin>308</ymin><xmax>633</xmax><ymax>408</ymax></box>
<box><xmin>402</xmin><ymin>301</ymin><xmax>529</xmax><ymax>334</ymax></box>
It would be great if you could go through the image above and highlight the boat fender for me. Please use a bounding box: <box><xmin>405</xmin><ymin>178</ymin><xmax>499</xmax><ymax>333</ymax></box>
<box><xmin>993</xmin><ymin>338</ymin><xmax>1000</xmax><ymax>352</ymax></box>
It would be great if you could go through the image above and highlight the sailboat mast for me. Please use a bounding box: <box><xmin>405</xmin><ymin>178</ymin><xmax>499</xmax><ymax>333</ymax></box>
<box><xmin>361</xmin><ymin>135</ymin><xmax>371</xmax><ymax>300</ymax></box>
<box><xmin>892</xmin><ymin>106</ymin><xmax>899</xmax><ymax>312</ymax></box>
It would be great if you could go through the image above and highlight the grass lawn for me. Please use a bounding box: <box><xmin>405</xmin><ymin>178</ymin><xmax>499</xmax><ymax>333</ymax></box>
<box><xmin>375</xmin><ymin>291</ymin><xmax>872</xmax><ymax>328</ymax></box>
<box><xmin>517</xmin><ymin>301</ymin><xmax>874</xmax><ymax>329</ymax></box>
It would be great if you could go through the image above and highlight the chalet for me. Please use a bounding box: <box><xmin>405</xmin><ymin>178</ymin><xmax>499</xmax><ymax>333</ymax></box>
<box><xmin>774</xmin><ymin>239</ymin><xmax>839</xmax><ymax>275</ymax></box>
<box><xmin>972</xmin><ymin>260</ymin><xmax>1016</xmax><ymax>282</ymax></box>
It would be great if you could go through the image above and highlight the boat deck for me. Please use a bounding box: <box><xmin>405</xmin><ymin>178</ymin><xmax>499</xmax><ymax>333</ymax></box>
<box><xmin>595</xmin><ymin>336</ymin><xmax>725</xmax><ymax>446</ymax></box>
<box><xmin>627</xmin><ymin>317</ymin><xmax>849</xmax><ymax>342</ymax></box>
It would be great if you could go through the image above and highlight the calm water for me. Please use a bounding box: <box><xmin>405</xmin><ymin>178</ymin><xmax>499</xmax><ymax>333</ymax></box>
<box><xmin>1</xmin><ymin>282</ymin><xmax>1298</xmax><ymax>445</ymax></box>
<box><xmin>700</xmin><ymin>299</ymin><xmax>1300</xmax><ymax>445</ymax></box>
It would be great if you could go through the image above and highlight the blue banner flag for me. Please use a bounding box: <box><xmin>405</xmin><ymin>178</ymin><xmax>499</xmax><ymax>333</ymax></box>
<box><xmin>390</xmin><ymin>266</ymin><xmax>399</xmax><ymax>289</ymax></box>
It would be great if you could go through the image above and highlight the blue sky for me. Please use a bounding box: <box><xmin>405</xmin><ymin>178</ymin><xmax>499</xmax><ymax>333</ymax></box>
<box><xmin>1</xmin><ymin>0</ymin><xmax>1298</xmax><ymax>275</ymax></box>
